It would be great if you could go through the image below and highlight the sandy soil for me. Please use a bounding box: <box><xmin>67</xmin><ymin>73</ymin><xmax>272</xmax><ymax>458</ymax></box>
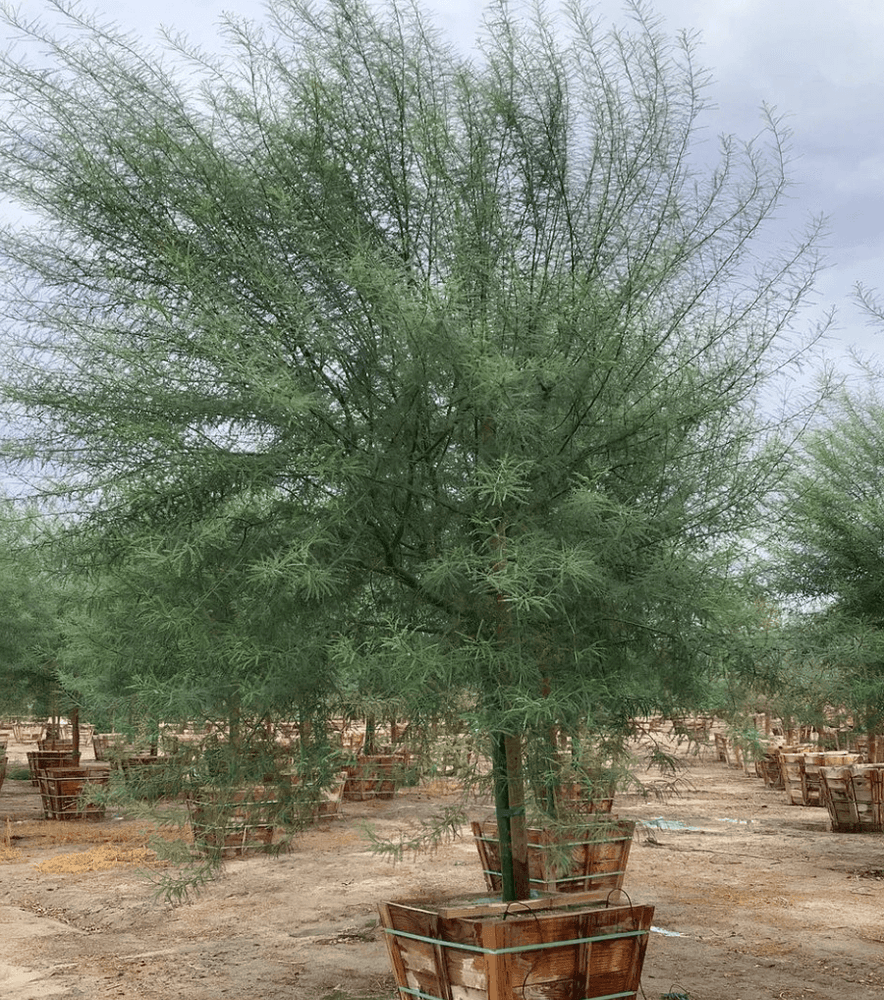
<box><xmin>2</xmin><ymin>735</ymin><xmax>884</xmax><ymax>1000</ymax></box>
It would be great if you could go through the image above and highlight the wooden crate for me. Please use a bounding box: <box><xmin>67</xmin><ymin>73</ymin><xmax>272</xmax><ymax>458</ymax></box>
<box><xmin>188</xmin><ymin>786</ymin><xmax>280</xmax><ymax>858</ymax></box>
<box><xmin>472</xmin><ymin>818</ymin><xmax>635</xmax><ymax>895</ymax></box>
<box><xmin>379</xmin><ymin>891</ymin><xmax>654</xmax><ymax>1000</ymax></box>
<box><xmin>342</xmin><ymin>754</ymin><xmax>408</xmax><ymax>801</ymax></box>
<box><xmin>801</xmin><ymin>752</ymin><xmax>861</xmax><ymax>807</ymax></box>
<box><xmin>271</xmin><ymin>770</ymin><xmax>347</xmax><ymax>821</ymax></box>
<box><xmin>92</xmin><ymin>733</ymin><xmax>140</xmax><ymax>761</ymax></box>
<box><xmin>27</xmin><ymin>750</ymin><xmax>79</xmax><ymax>787</ymax></box>
<box><xmin>778</xmin><ymin>749</ymin><xmax>822</xmax><ymax>806</ymax></box>
<box><xmin>821</xmin><ymin>763</ymin><xmax>884</xmax><ymax>832</ymax></box>
<box><xmin>39</xmin><ymin>765</ymin><xmax>110</xmax><ymax>821</ymax></box>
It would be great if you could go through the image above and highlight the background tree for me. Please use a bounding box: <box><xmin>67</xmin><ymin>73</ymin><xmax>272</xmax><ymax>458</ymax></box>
<box><xmin>0</xmin><ymin>0</ymin><xmax>826</xmax><ymax>898</ymax></box>
<box><xmin>0</xmin><ymin>500</ymin><xmax>70</xmax><ymax>720</ymax></box>
<box><xmin>57</xmin><ymin>496</ymin><xmax>342</xmax><ymax>728</ymax></box>
<box><xmin>770</xmin><ymin>370</ymin><xmax>884</xmax><ymax>735</ymax></box>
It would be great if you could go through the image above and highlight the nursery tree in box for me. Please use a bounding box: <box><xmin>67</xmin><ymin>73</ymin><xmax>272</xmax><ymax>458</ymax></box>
<box><xmin>0</xmin><ymin>0</ymin><xmax>826</xmax><ymax>898</ymax></box>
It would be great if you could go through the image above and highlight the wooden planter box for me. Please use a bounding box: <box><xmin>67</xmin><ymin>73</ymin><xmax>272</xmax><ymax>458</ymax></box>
<box><xmin>725</xmin><ymin>740</ymin><xmax>744</xmax><ymax>770</ymax></box>
<box><xmin>92</xmin><ymin>733</ymin><xmax>141</xmax><ymax>762</ymax></box>
<box><xmin>820</xmin><ymin>763</ymin><xmax>884</xmax><ymax>832</ymax></box>
<box><xmin>854</xmin><ymin>734</ymin><xmax>884</xmax><ymax>763</ymax></box>
<box><xmin>778</xmin><ymin>750</ymin><xmax>814</xmax><ymax>806</ymax></box>
<box><xmin>781</xmin><ymin>751</ymin><xmax>861</xmax><ymax>807</ymax></box>
<box><xmin>757</xmin><ymin>752</ymin><xmax>785</xmax><ymax>789</ymax></box>
<box><xmin>342</xmin><ymin>754</ymin><xmax>408</xmax><ymax>801</ymax></box>
<box><xmin>37</xmin><ymin>738</ymin><xmax>75</xmax><ymax>752</ymax></box>
<box><xmin>39</xmin><ymin>765</ymin><xmax>110</xmax><ymax>821</ymax></box>
<box><xmin>27</xmin><ymin>750</ymin><xmax>80</xmax><ymax>786</ymax></box>
<box><xmin>188</xmin><ymin>786</ymin><xmax>279</xmax><ymax>858</ymax></box>
<box><xmin>538</xmin><ymin>777</ymin><xmax>615</xmax><ymax>817</ymax></box>
<box><xmin>802</xmin><ymin>752</ymin><xmax>861</xmax><ymax>807</ymax></box>
<box><xmin>379</xmin><ymin>891</ymin><xmax>654</xmax><ymax>1000</ymax></box>
<box><xmin>270</xmin><ymin>770</ymin><xmax>347</xmax><ymax>822</ymax></box>
<box><xmin>557</xmin><ymin>783</ymin><xmax>615</xmax><ymax>815</ymax></box>
<box><xmin>670</xmin><ymin>715</ymin><xmax>713</xmax><ymax>740</ymax></box>
<box><xmin>14</xmin><ymin>724</ymin><xmax>45</xmax><ymax>743</ymax></box>
<box><xmin>312</xmin><ymin>777</ymin><xmax>346</xmax><ymax>819</ymax></box>
<box><xmin>472</xmin><ymin>818</ymin><xmax>635</xmax><ymax>895</ymax></box>
<box><xmin>771</xmin><ymin>746</ymin><xmax>811</xmax><ymax>797</ymax></box>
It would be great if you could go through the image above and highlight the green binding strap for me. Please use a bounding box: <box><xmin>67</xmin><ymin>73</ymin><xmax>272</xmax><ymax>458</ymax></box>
<box><xmin>480</xmin><ymin>868</ymin><xmax>628</xmax><ymax>885</ymax></box>
<box><xmin>474</xmin><ymin>835</ymin><xmax>631</xmax><ymax>847</ymax></box>
<box><xmin>395</xmin><ymin>987</ymin><xmax>638</xmax><ymax>1000</ymax></box>
<box><xmin>383</xmin><ymin>925</ymin><xmax>647</xmax><ymax>955</ymax></box>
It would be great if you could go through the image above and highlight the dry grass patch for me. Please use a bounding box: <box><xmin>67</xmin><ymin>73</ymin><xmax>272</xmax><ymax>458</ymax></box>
<box><xmin>34</xmin><ymin>842</ymin><xmax>164</xmax><ymax>874</ymax></box>
<box><xmin>9</xmin><ymin>817</ymin><xmax>188</xmax><ymax>847</ymax></box>
<box><xmin>1</xmin><ymin>815</ymin><xmax>193</xmax><ymax>871</ymax></box>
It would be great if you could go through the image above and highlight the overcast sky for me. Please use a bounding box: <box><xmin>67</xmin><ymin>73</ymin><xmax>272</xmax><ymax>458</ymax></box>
<box><xmin>10</xmin><ymin>0</ymin><xmax>884</xmax><ymax>383</ymax></box>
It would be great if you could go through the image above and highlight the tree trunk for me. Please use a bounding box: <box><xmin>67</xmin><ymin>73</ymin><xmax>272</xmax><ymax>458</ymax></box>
<box><xmin>363</xmin><ymin>715</ymin><xmax>377</xmax><ymax>756</ymax></box>
<box><xmin>491</xmin><ymin>733</ymin><xmax>530</xmax><ymax>901</ymax></box>
<box><xmin>71</xmin><ymin>705</ymin><xmax>80</xmax><ymax>760</ymax></box>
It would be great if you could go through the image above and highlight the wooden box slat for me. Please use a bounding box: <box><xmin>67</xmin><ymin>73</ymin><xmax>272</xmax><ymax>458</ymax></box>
<box><xmin>380</xmin><ymin>893</ymin><xmax>653</xmax><ymax>1000</ymax></box>
<box><xmin>472</xmin><ymin>819</ymin><xmax>635</xmax><ymax>895</ymax></box>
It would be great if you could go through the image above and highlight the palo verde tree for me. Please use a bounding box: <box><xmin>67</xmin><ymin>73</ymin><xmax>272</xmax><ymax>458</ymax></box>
<box><xmin>0</xmin><ymin>500</ymin><xmax>71</xmax><ymax>720</ymax></box>
<box><xmin>0</xmin><ymin>0</ymin><xmax>826</xmax><ymax>898</ymax></box>
<box><xmin>770</xmin><ymin>361</ymin><xmax>884</xmax><ymax>735</ymax></box>
<box><xmin>56</xmin><ymin>492</ymin><xmax>346</xmax><ymax>740</ymax></box>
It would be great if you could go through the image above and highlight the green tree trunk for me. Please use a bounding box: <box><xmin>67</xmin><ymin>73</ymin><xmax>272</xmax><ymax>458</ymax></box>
<box><xmin>492</xmin><ymin>734</ymin><xmax>530</xmax><ymax>901</ymax></box>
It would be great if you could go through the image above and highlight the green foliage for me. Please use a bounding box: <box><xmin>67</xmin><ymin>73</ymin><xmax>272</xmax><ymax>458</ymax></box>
<box><xmin>0</xmin><ymin>501</ymin><xmax>71</xmax><ymax>716</ymax></box>
<box><xmin>145</xmin><ymin>854</ymin><xmax>224</xmax><ymax>908</ymax></box>
<box><xmin>57</xmin><ymin>503</ymin><xmax>343</xmax><ymax>725</ymax></box>
<box><xmin>0</xmin><ymin>0</ymin><xmax>826</xmax><ymax>896</ymax></box>
<box><xmin>365</xmin><ymin>804</ymin><xmax>466</xmax><ymax>862</ymax></box>
<box><xmin>773</xmin><ymin>387</ymin><xmax>884</xmax><ymax>621</ymax></box>
<box><xmin>772</xmin><ymin>382</ymin><xmax>884</xmax><ymax>728</ymax></box>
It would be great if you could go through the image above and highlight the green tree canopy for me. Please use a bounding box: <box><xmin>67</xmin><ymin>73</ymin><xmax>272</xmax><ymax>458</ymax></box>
<box><xmin>0</xmin><ymin>501</ymin><xmax>70</xmax><ymax>717</ymax></box>
<box><xmin>775</xmin><ymin>389</ymin><xmax>884</xmax><ymax>621</ymax></box>
<box><xmin>0</xmin><ymin>0</ymin><xmax>827</xmax><ymax>896</ymax></box>
<box><xmin>771</xmin><ymin>371</ymin><xmax>884</xmax><ymax>730</ymax></box>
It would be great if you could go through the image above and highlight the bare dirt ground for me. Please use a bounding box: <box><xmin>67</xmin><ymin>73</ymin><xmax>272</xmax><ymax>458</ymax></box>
<box><xmin>2</xmin><ymin>734</ymin><xmax>884</xmax><ymax>1000</ymax></box>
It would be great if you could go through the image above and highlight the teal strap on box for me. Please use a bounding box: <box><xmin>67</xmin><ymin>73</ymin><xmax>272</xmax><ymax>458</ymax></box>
<box><xmin>383</xmin><ymin>925</ymin><xmax>648</xmax><ymax>955</ymax></box>
<box><xmin>480</xmin><ymin>868</ymin><xmax>627</xmax><ymax>885</ymax></box>
<box><xmin>475</xmin><ymin>835</ymin><xmax>630</xmax><ymax>847</ymax></box>
<box><xmin>396</xmin><ymin>987</ymin><xmax>637</xmax><ymax>1000</ymax></box>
